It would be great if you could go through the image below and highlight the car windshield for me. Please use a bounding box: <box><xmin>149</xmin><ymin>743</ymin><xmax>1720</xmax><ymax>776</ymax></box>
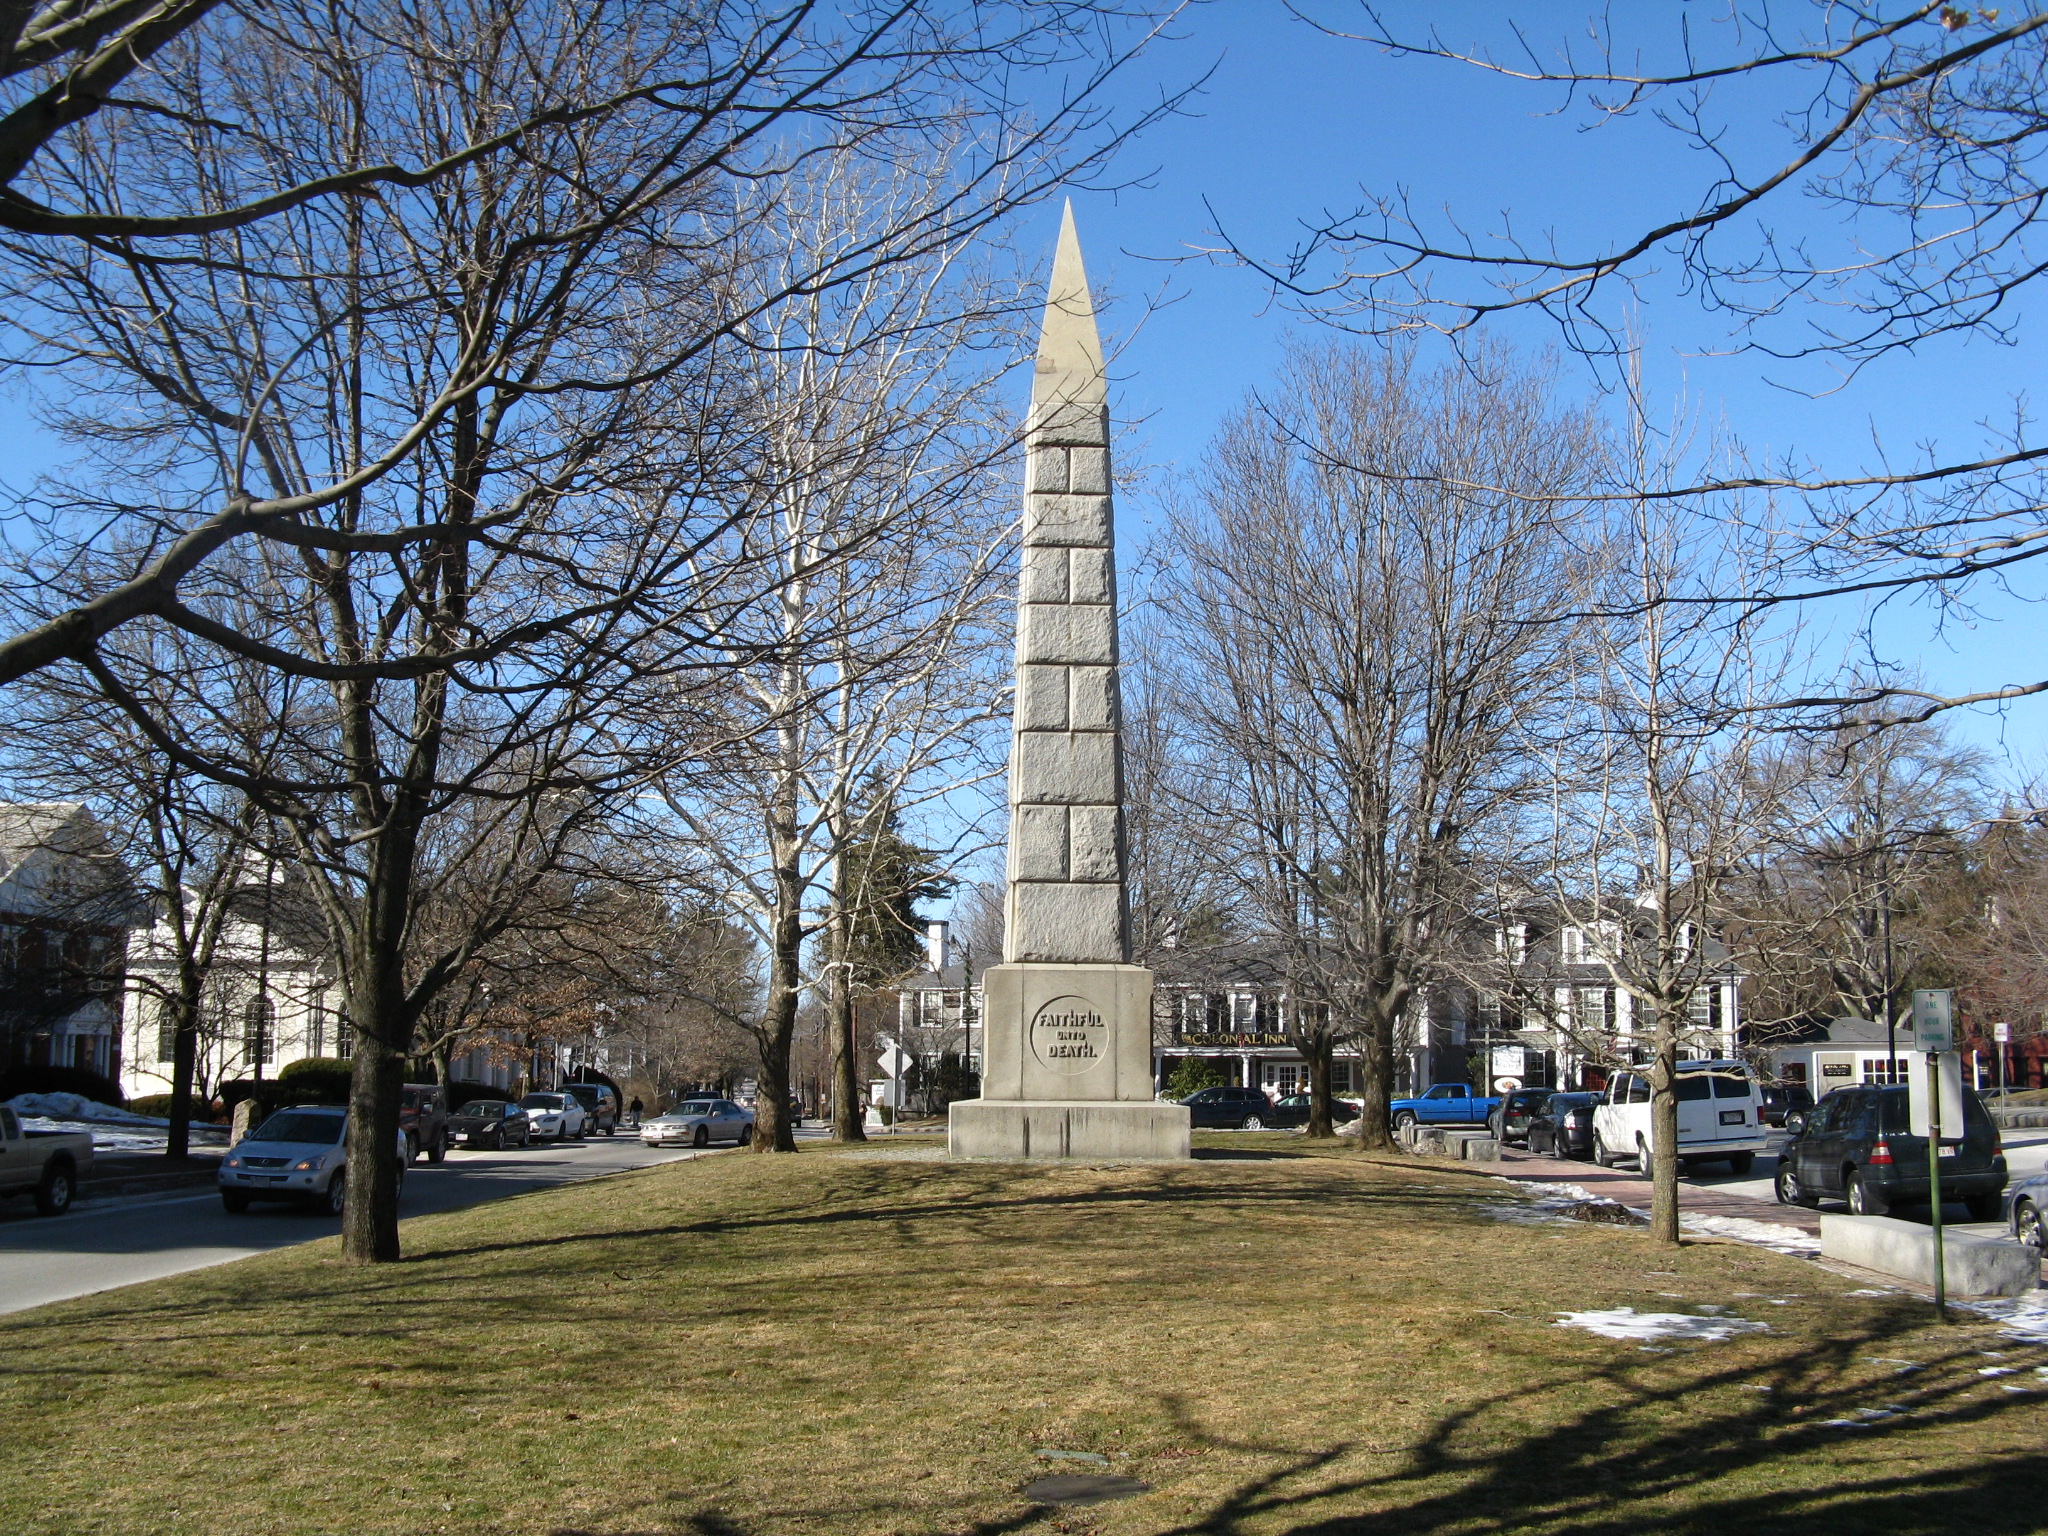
<box><xmin>520</xmin><ymin>1095</ymin><xmax>565</xmax><ymax>1110</ymax></box>
<box><xmin>456</xmin><ymin>1102</ymin><xmax>502</xmax><ymax>1118</ymax></box>
<box><xmin>250</xmin><ymin>1111</ymin><xmax>344</xmax><ymax>1146</ymax></box>
<box><xmin>677</xmin><ymin>1101</ymin><xmax>718</xmax><ymax>1114</ymax></box>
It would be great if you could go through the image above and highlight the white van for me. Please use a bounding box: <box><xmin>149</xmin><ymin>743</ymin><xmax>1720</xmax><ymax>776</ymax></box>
<box><xmin>1591</xmin><ymin>1060</ymin><xmax>1771</xmax><ymax>1174</ymax></box>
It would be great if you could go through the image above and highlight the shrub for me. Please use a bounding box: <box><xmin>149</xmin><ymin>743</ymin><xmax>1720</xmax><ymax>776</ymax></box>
<box><xmin>276</xmin><ymin>1057</ymin><xmax>351</xmax><ymax>1103</ymax></box>
<box><xmin>217</xmin><ymin>1079</ymin><xmax>298</xmax><ymax>1123</ymax></box>
<box><xmin>1165</xmin><ymin>1058</ymin><xmax>1225</xmax><ymax>1100</ymax></box>
<box><xmin>0</xmin><ymin>1064</ymin><xmax>125</xmax><ymax>1108</ymax></box>
<box><xmin>127</xmin><ymin>1093</ymin><xmax>180</xmax><ymax>1119</ymax></box>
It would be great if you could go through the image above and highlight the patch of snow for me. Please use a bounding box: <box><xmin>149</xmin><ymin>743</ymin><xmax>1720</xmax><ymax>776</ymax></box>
<box><xmin>1955</xmin><ymin>1290</ymin><xmax>2048</xmax><ymax>1345</ymax></box>
<box><xmin>1553</xmin><ymin>1307</ymin><xmax>1769</xmax><ymax>1343</ymax></box>
<box><xmin>1979</xmin><ymin>1366</ymin><xmax>2018</xmax><ymax>1377</ymax></box>
<box><xmin>1679</xmin><ymin>1213</ymin><xmax>1821</xmax><ymax>1257</ymax></box>
<box><xmin>1819</xmin><ymin>1406</ymin><xmax>1907</xmax><ymax>1428</ymax></box>
<box><xmin>5</xmin><ymin>1092</ymin><xmax>164</xmax><ymax>1125</ymax></box>
<box><xmin>1846</xmin><ymin>1288</ymin><xmax>1895</xmax><ymax>1297</ymax></box>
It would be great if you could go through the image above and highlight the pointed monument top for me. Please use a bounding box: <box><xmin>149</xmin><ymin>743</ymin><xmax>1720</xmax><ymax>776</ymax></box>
<box><xmin>1032</xmin><ymin>200</ymin><xmax>1105</xmax><ymax>411</ymax></box>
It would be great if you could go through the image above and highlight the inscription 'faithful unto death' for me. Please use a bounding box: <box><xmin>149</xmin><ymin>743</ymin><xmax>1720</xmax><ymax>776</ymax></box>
<box><xmin>1029</xmin><ymin>995</ymin><xmax>1108</xmax><ymax>1076</ymax></box>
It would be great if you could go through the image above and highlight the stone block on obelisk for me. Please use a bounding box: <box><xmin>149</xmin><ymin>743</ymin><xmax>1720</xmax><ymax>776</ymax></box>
<box><xmin>948</xmin><ymin>204</ymin><xmax>1191</xmax><ymax>1161</ymax></box>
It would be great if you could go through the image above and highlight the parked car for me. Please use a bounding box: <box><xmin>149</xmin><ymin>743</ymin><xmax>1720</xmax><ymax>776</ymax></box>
<box><xmin>1773</xmin><ymin>1081</ymin><xmax>2006</xmax><ymax>1218</ymax></box>
<box><xmin>1592</xmin><ymin>1061</ymin><xmax>1770</xmax><ymax>1173</ymax></box>
<box><xmin>561</xmin><ymin>1082</ymin><xmax>619</xmax><ymax>1137</ymax></box>
<box><xmin>1179</xmin><ymin>1086</ymin><xmax>1279</xmax><ymax>1129</ymax></box>
<box><xmin>399</xmin><ymin>1083</ymin><xmax>450</xmax><ymax>1163</ymax></box>
<box><xmin>1487</xmin><ymin>1087</ymin><xmax>1556</xmax><ymax>1145</ymax></box>
<box><xmin>217</xmin><ymin>1104</ymin><xmax>406</xmax><ymax>1215</ymax></box>
<box><xmin>1387</xmin><ymin>1083</ymin><xmax>1501</xmax><ymax>1133</ymax></box>
<box><xmin>641</xmin><ymin>1098</ymin><xmax>755</xmax><ymax>1147</ymax></box>
<box><xmin>1265</xmin><ymin>1093</ymin><xmax>1362</xmax><ymax>1129</ymax></box>
<box><xmin>1526</xmin><ymin>1091</ymin><xmax>1601</xmax><ymax>1160</ymax></box>
<box><xmin>0</xmin><ymin>1104</ymin><xmax>93</xmax><ymax>1216</ymax></box>
<box><xmin>518</xmin><ymin>1092</ymin><xmax>588</xmax><ymax>1141</ymax></box>
<box><xmin>447</xmin><ymin>1098</ymin><xmax>531</xmax><ymax>1151</ymax></box>
<box><xmin>1758</xmin><ymin>1082</ymin><xmax>1815</xmax><ymax>1131</ymax></box>
<box><xmin>2003</xmin><ymin>1168</ymin><xmax>2048</xmax><ymax>1251</ymax></box>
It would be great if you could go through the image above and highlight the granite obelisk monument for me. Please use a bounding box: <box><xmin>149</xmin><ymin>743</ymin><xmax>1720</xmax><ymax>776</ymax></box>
<box><xmin>948</xmin><ymin>206</ymin><xmax>1191</xmax><ymax>1161</ymax></box>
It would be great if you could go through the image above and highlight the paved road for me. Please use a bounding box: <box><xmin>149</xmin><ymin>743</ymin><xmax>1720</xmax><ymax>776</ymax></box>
<box><xmin>0</xmin><ymin>1132</ymin><xmax>721</xmax><ymax>1317</ymax></box>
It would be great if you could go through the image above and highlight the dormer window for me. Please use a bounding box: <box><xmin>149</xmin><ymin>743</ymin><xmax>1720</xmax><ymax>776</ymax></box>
<box><xmin>1495</xmin><ymin>923</ymin><xmax>1527</xmax><ymax>963</ymax></box>
<box><xmin>1559</xmin><ymin>927</ymin><xmax>1584</xmax><ymax>964</ymax></box>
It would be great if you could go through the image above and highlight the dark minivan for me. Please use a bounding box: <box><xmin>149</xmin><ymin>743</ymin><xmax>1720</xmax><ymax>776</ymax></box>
<box><xmin>1487</xmin><ymin>1087</ymin><xmax>1555</xmax><ymax>1145</ymax></box>
<box><xmin>1774</xmin><ymin>1083</ymin><xmax>2006</xmax><ymax>1218</ymax></box>
<box><xmin>1180</xmin><ymin>1086</ymin><xmax>1278</xmax><ymax>1130</ymax></box>
<box><xmin>562</xmin><ymin>1082</ymin><xmax>619</xmax><ymax>1137</ymax></box>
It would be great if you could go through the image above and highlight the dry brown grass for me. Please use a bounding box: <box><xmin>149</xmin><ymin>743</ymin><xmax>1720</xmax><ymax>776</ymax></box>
<box><xmin>3</xmin><ymin>1135</ymin><xmax>2044</xmax><ymax>1536</ymax></box>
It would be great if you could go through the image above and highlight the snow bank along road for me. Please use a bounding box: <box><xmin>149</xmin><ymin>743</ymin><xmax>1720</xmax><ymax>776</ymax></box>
<box><xmin>0</xmin><ymin>1132</ymin><xmax>772</xmax><ymax>1316</ymax></box>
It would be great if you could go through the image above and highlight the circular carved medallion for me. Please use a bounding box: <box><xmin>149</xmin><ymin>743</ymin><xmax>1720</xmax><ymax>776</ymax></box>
<box><xmin>1030</xmin><ymin>994</ymin><xmax>1109</xmax><ymax>1076</ymax></box>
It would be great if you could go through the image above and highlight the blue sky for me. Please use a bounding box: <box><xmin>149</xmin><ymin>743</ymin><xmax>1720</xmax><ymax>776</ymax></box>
<box><xmin>1054</xmin><ymin>2</ymin><xmax>2048</xmax><ymax>779</ymax></box>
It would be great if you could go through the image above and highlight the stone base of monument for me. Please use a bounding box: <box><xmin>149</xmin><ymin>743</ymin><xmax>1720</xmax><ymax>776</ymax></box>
<box><xmin>948</xmin><ymin>1099</ymin><xmax>1191</xmax><ymax>1161</ymax></box>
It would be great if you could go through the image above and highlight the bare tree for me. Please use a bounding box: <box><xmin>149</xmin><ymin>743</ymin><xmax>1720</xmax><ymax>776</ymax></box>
<box><xmin>1542</xmin><ymin>491</ymin><xmax>1800</xmax><ymax>1243</ymax></box>
<box><xmin>1732</xmin><ymin>713</ymin><xmax>1993</xmax><ymax>1049</ymax></box>
<box><xmin>660</xmin><ymin>151</ymin><xmax>1015</xmax><ymax>1154</ymax></box>
<box><xmin>1235</xmin><ymin>4</ymin><xmax>2048</xmax><ymax>728</ymax></box>
<box><xmin>0</xmin><ymin>0</ymin><xmax>1188</xmax><ymax>685</ymax></box>
<box><xmin>1157</xmin><ymin>342</ymin><xmax>1600</xmax><ymax>1145</ymax></box>
<box><xmin>2</xmin><ymin>1</ymin><xmax>1166</xmax><ymax>1262</ymax></box>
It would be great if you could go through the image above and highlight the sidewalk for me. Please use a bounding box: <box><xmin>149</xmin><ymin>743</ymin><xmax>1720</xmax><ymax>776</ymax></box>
<box><xmin>1490</xmin><ymin>1144</ymin><xmax>1822</xmax><ymax>1236</ymax></box>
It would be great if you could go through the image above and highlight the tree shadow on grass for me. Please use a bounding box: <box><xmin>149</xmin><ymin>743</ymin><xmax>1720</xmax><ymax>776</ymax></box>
<box><xmin>541</xmin><ymin>1313</ymin><xmax>2048</xmax><ymax>1536</ymax></box>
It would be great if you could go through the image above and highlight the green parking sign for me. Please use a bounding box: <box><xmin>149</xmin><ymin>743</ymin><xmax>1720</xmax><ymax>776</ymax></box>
<box><xmin>1911</xmin><ymin>989</ymin><xmax>1954</xmax><ymax>1053</ymax></box>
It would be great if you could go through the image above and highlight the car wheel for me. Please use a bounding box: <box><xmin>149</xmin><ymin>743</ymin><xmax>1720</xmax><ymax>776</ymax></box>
<box><xmin>428</xmin><ymin>1134</ymin><xmax>447</xmax><ymax>1164</ymax></box>
<box><xmin>1774</xmin><ymin>1161</ymin><xmax>1817</xmax><ymax>1208</ymax></box>
<box><xmin>221</xmin><ymin>1189</ymin><xmax>251</xmax><ymax>1213</ymax></box>
<box><xmin>1242</xmin><ymin>1115</ymin><xmax>1265</xmax><ymax>1131</ymax></box>
<box><xmin>1393</xmin><ymin>1111</ymin><xmax>1417</xmax><ymax>1132</ymax></box>
<box><xmin>692</xmin><ymin>1125</ymin><xmax>710</xmax><ymax>1148</ymax></box>
<box><xmin>2016</xmin><ymin>1199</ymin><xmax>2044</xmax><ymax>1251</ymax></box>
<box><xmin>33</xmin><ymin>1160</ymin><xmax>76</xmax><ymax>1217</ymax></box>
<box><xmin>404</xmin><ymin>1134</ymin><xmax>419</xmax><ymax>1164</ymax></box>
<box><xmin>738</xmin><ymin>1124</ymin><xmax>753</xmax><ymax>1146</ymax></box>
<box><xmin>1591</xmin><ymin>1133</ymin><xmax>1616</xmax><ymax>1168</ymax></box>
<box><xmin>1727</xmin><ymin>1152</ymin><xmax>1755</xmax><ymax>1176</ymax></box>
<box><xmin>606</xmin><ymin>1124</ymin><xmax>615</xmax><ymax>1137</ymax></box>
<box><xmin>1636</xmin><ymin>1135</ymin><xmax>1652</xmax><ymax>1171</ymax></box>
<box><xmin>1847</xmin><ymin>1170</ymin><xmax>1888</xmax><ymax>1217</ymax></box>
<box><xmin>325</xmin><ymin>1172</ymin><xmax>347</xmax><ymax>1217</ymax></box>
<box><xmin>1965</xmin><ymin>1189</ymin><xmax>2003</xmax><ymax>1222</ymax></box>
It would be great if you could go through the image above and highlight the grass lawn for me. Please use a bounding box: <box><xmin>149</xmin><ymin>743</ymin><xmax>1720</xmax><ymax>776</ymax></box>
<box><xmin>5</xmin><ymin>1137</ymin><xmax>2046</xmax><ymax>1536</ymax></box>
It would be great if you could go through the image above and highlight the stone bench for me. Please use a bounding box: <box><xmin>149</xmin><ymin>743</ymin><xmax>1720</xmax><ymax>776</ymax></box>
<box><xmin>1819</xmin><ymin>1213</ymin><xmax>2041</xmax><ymax>1297</ymax></box>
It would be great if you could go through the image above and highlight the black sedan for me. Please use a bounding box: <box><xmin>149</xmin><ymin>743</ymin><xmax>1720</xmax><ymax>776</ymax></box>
<box><xmin>1526</xmin><ymin>1092</ymin><xmax>1601</xmax><ymax>1160</ymax></box>
<box><xmin>1266</xmin><ymin>1093</ymin><xmax>1363</xmax><ymax>1128</ymax></box>
<box><xmin>448</xmin><ymin>1098</ymin><xmax>533</xmax><ymax>1150</ymax></box>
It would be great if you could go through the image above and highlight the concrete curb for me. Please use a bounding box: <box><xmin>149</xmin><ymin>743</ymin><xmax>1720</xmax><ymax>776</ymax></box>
<box><xmin>1820</xmin><ymin>1212</ymin><xmax>2040</xmax><ymax>1297</ymax></box>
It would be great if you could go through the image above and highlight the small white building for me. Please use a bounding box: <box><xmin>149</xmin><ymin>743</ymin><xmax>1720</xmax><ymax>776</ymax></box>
<box><xmin>120</xmin><ymin>872</ymin><xmax>341</xmax><ymax>1101</ymax></box>
<box><xmin>1768</xmin><ymin>1016</ymin><xmax>1909</xmax><ymax>1095</ymax></box>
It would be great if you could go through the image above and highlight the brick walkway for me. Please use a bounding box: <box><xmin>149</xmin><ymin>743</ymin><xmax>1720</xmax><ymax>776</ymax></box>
<box><xmin>1491</xmin><ymin>1144</ymin><xmax>1823</xmax><ymax>1236</ymax></box>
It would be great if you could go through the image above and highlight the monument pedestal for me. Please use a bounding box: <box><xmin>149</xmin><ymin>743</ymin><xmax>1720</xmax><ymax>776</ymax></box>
<box><xmin>948</xmin><ymin>961</ymin><xmax>1190</xmax><ymax>1161</ymax></box>
<box><xmin>948</xmin><ymin>1099</ymin><xmax>1190</xmax><ymax>1160</ymax></box>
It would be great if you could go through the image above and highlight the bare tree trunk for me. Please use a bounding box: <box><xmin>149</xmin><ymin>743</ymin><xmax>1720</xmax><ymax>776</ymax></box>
<box><xmin>826</xmin><ymin>907</ymin><xmax>867</xmax><ymax>1142</ymax></box>
<box><xmin>1303</xmin><ymin>1032</ymin><xmax>1336</xmax><ymax>1139</ymax></box>
<box><xmin>1356</xmin><ymin>1009</ymin><xmax>1398</xmax><ymax>1152</ymax></box>
<box><xmin>1649</xmin><ymin>1012</ymin><xmax>1681</xmax><ymax>1244</ymax></box>
<box><xmin>166</xmin><ymin>983</ymin><xmax>203</xmax><ymax>1161</ymax></box>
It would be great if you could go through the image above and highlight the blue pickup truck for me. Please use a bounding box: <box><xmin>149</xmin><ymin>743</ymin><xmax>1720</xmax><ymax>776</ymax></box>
<box><xmin>1388</xmin><ymin>1083</ymin><xmax>1502</xmax><ymax>1131</ymax></box>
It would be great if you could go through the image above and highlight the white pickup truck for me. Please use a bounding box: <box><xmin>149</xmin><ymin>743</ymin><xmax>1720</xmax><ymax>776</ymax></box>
<box><xmin>0</xmin><ymin>1104</ymin><xmax>94</xmax><ymax>1215</ymax></box>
